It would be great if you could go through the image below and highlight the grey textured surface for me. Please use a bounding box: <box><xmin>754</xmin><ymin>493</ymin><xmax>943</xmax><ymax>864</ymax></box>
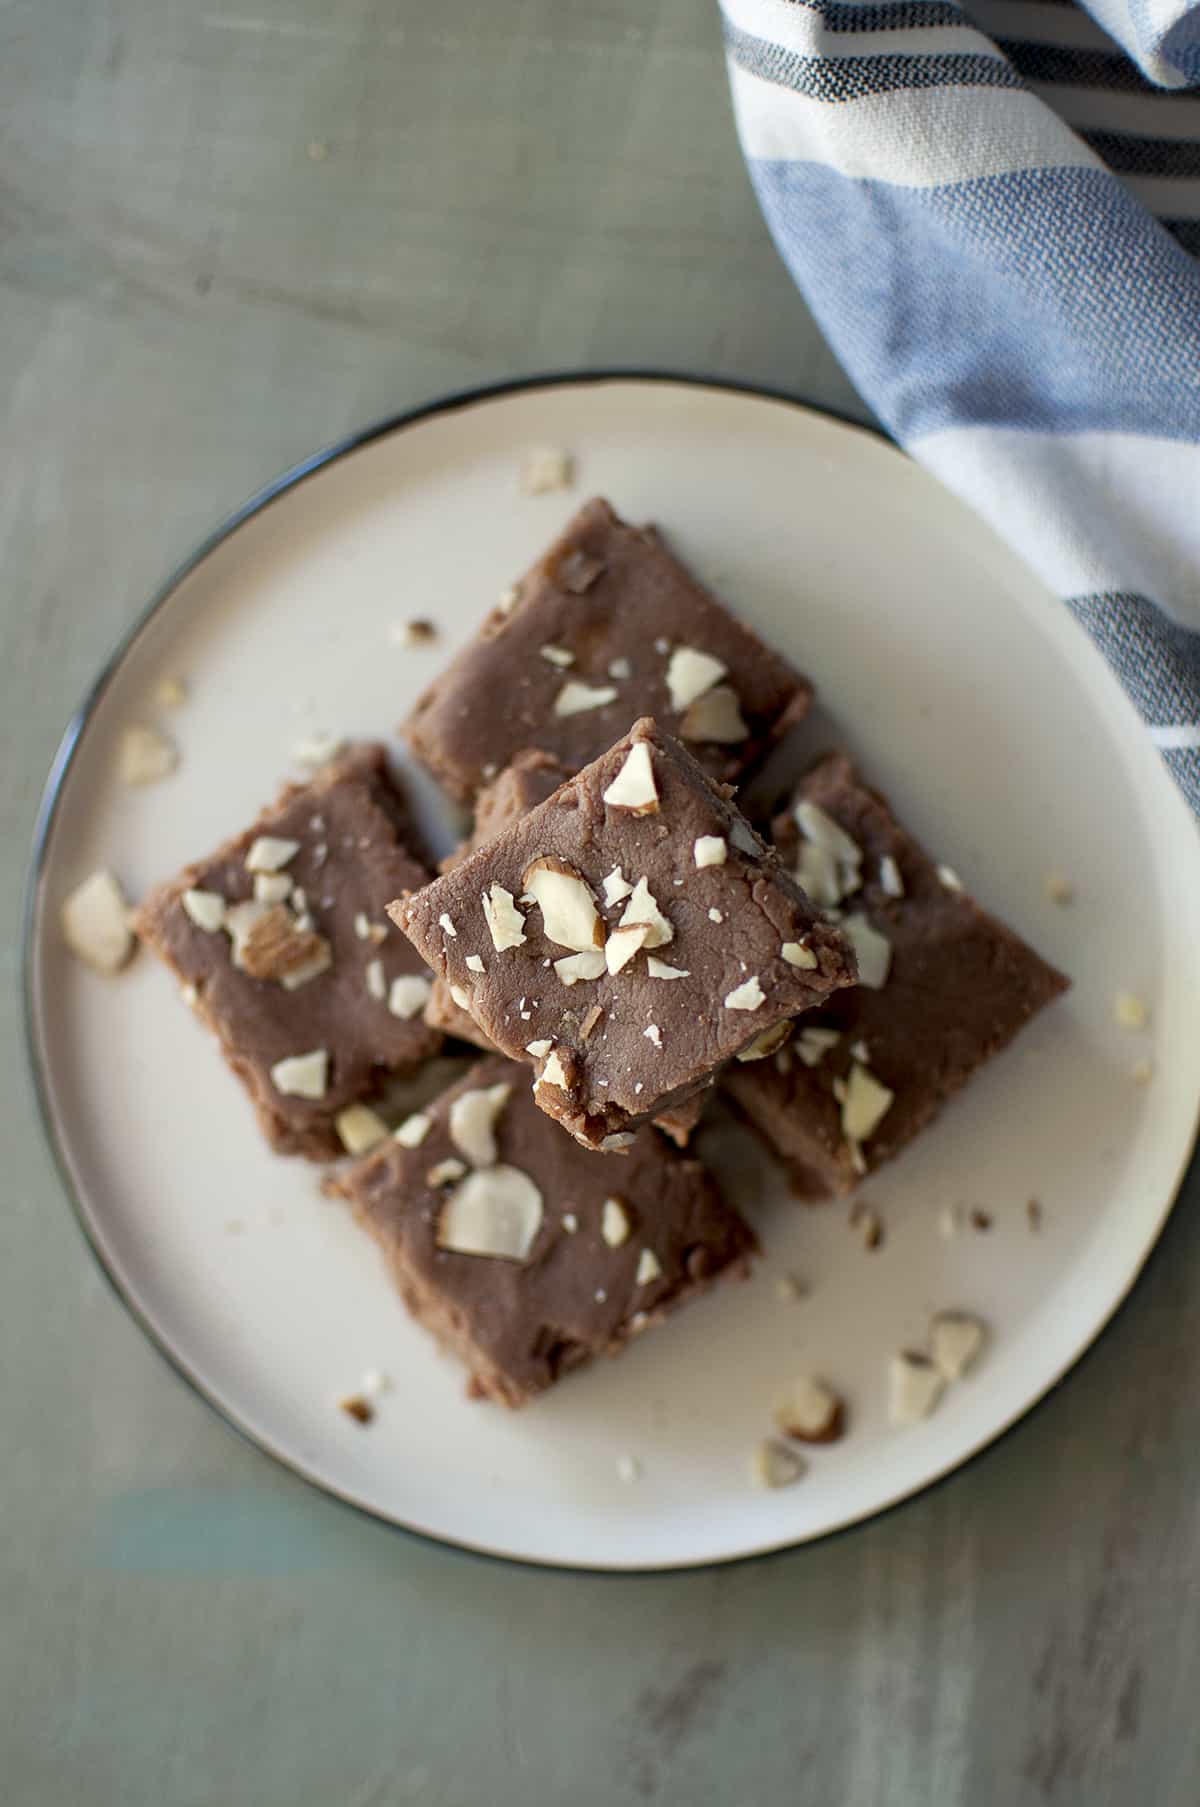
<box><xmin>3</xmin><ymin>3</ymin><xmax>1198</xmax><ymax>1802</ymax></box>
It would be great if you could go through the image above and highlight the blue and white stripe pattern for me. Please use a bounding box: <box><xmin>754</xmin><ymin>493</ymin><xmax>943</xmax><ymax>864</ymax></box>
<box><xmin>723</xmin><ymin>0</ymin><xmax>1200</xmax><ymax>810</ymax></box>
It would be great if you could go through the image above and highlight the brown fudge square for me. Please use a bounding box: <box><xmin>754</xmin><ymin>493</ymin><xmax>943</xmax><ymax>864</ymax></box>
<box><xmin>404</xmin><ymin>497</ymin><xmax>812</xmax><ymax>803</ymax></box>
<box><xmin>722</xmin><ymin>752</ymin><xmax>1069</xmax><ymax>1196</ymax></box>
<box><xmin>391</xmin><ymin>720</ymin><xmax>856</xmax><ymax>1150</ymax></box>
<box><xmin>429</xmin><ymin>748</ymin><xmax>710</xmax><ymax>1147</ymax></box>
<box><xmin>133</xmin><ymin>745</ymin><xmax>443</xmax><ymax>1160</ymax></box>
<box><xmin>324</xmin><ymin>1055</ymin><xmax>756</xmax><ymax>1406</ymax></box>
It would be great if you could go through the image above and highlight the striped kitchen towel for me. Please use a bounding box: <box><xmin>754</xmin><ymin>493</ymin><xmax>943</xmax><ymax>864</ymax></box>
<box><xmin>722</xmin><ymin>0</ymin><xmax>1200</xmax><ymax>811</ymax></box>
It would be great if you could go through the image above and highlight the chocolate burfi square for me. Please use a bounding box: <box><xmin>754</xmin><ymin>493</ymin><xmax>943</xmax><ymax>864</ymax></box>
<box><xmin>133</xmin><ymin>745</ymin><xmax>443</xmax><ymax>1160</ymax></box>
<box><xmin>431</xmin><ymin>744</ymin><xmax>712</xmax><ymax>1149</ymax></box>
<box><xmin>391</xmin><ymin>720</ymin><xmax>856</xmax><ymax>1150</ymax></box>
<box><xmin>404</xmin><ymin>497</ymin><xmax>812</xmax><ymax>802</ymax></box>
<box><xmin>722</xmin><ymin>752</ymin><xmax>1069</xmax><ymax>1195</ymax></box>
<box><xmin>430</xmin><ymin>747</ymin><xmax>710</xmax><ymax>1147</ymax></box>
<box><xmin>324</xmin><ymin>1055</ymin><xmax>756</xmax><ymax>1406</ymax></box>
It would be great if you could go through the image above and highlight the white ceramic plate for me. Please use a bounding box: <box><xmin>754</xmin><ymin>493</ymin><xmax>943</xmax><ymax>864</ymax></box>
<box><xmin>26</xmin><ymin>376</ymin><xmax>1200</xmax><ymax>1570</ymax></box>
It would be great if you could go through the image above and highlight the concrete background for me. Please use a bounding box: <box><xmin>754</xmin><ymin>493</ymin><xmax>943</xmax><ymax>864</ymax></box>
<box><xmin>3</xmin><ymin>3</ymin><xmax>1198</xmax><ymax>1802</ymax></box>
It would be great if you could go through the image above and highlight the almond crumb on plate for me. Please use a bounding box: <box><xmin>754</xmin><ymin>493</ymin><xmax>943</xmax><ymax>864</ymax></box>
<box><xmin>155</xmin><ymin>674</ymin><xmax>188</xmax><ymax>709</ymax></box>
<box><xmin>888</xmin><ymin>1352</ymin><xmax>945</xmax><ymax>1425</ymax></box>
<box><xmin>61</xmin><ymin>870</ymin><xmax>135</xmax><ymax>974</ymax></box>
<box><xmin>750</xmin><ymin>1440</ymin><xmax>805</xmax><ymax>1490</ymax></box>
<box><xmin>339</xmin><ymin>1396</ymin><xmax>374</xmax><ymax>1425</ymax></box>
<box><xmin>849</xmin><ymin>1198</ymin><xmax>883</xmax><ymax>1249</ymax></box>
<box><xmin>930</xmin><ymin>1311</ymin><xmax>987</xmax><ymax>1380</ymax></box>
<box><xmin>774</xmin><ymin>1375</ymin><xmax>846</xmax><ymax>1443</ymax></box>
<box><xmin>118</xmin><ymin>723</ymin><xmax>178</xmax><ymax>786</ymax></box>
<box><xmin>398</xmin><ymin>618</ymin><xmax>437</xmax><ymax>646</ymax></box>
<box><xmin>1114</xmin><ymin>991</ymin><xmax>1150</xmax><ymax>1030</ymax></box>
<box><xmin>519</xmin><ymin>446</ymin><xmax>573</xmax><ymax>494</ymax></box>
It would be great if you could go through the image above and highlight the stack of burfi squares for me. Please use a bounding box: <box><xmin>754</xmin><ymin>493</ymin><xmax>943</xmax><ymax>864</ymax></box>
<box><xmin>134</xmin><ymin>497</ymin><xmax>1065</xmax><ymax>1406</ymax></box>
